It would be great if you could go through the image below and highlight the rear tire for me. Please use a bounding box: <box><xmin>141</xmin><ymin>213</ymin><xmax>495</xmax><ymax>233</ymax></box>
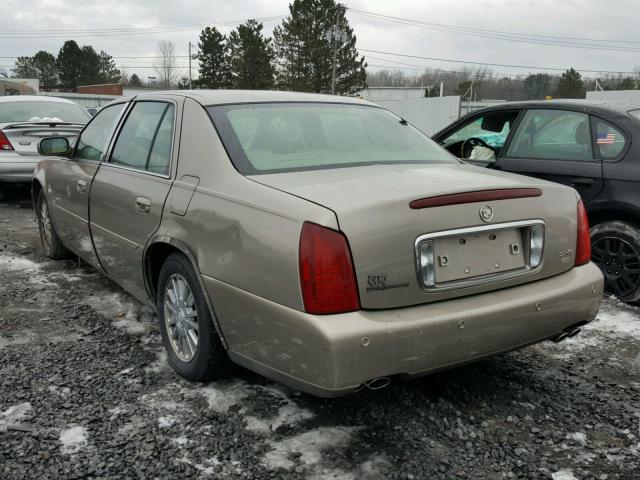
<box><xmin>591</xmin><ymin>220</ymin><xmax>640</xmax><ymax>303</ymax></box>
<box><xmin>157</xmin><ymin>253</ymin><xmax>232</xmax><ymax>381</ymax></box>
<box><xmin>36</xmin><ymin>190</ymin><xmax>69</xmax><ymax>260</ymax></box>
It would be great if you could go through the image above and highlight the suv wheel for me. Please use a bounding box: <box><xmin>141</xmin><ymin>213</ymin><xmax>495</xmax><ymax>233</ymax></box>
<box><xmin>591</xmin><ymin>221</ymin><xmax>640</xmax><ymax>302</ymax></box>
<box><xmin>157</xmin><ymin>253</ymin><xmax>232</xmax><ymax>380</ymax></box>
<box><xmin>36</xmin><ymin>190</ymin><xmax>69</xmax><ymax>260</ymax></box>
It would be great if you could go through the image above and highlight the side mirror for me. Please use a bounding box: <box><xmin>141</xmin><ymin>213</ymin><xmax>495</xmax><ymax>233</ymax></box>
<box><xmin>38</xmin><ymin>137</ymin><xmax>71</xmax><ymax>156</ymax></box>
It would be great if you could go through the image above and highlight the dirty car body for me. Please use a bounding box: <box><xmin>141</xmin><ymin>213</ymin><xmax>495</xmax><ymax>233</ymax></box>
<box><xmin>32</xmin><ymin>91</ymin><xmax>604</xmax><ymax>397</ymax></box>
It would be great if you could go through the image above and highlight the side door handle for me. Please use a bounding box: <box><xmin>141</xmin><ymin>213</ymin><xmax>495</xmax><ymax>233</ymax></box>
<box><xmin>570</xmin><ymin>178</ymin><xmax>594</xmax><ymax>187</ymax></box>
<box><xmin>76</xmin><ymin>179</ymin><xmax>87</xmax><ymax>193</ymax></box>
<box><xmin>135</xmin><ymin>196</ymin><xmax>151</xmax><ymax>214</ymax></box>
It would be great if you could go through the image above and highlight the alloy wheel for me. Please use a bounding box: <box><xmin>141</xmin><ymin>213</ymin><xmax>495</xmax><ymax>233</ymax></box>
<box><xmin>592</xmin><ymin>236</ymin><xmax>640</xmax><ymax>298</ymax></box>
<box><xmin>40</xmin><ymin>200</ymin><xmax>53</xmax><ymax>251</ymax></box>
<box><xmin>164</xmin><ymin>273</ymin><xmax>199</xmax><ymax>362</ymax></box>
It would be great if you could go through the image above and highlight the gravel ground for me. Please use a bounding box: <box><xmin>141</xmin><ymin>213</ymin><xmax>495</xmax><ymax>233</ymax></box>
<box><xmin>1</xmin><ymin>184</ymin><xmax>639</xmax><ymax>480</ymax></box>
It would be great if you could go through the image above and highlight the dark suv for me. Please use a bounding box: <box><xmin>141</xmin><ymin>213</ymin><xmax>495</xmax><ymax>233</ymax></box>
<box><xmin>433</xmin><ymin>101</ymin><xmax>640</xmax><ymax>302</ymax></box>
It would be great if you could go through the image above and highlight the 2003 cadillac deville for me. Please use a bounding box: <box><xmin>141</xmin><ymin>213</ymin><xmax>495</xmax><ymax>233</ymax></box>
<box><xmin>32</xmin><ymin>91</ymin><xmax>604</xmax><ymax>397</ymax></box>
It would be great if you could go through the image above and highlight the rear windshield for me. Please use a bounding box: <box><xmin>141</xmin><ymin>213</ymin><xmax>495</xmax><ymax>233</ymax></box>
<box><xmin>208</xmin><ymin>103</ymin><xmax>457</xmax><ymax>174</ymax></box>
<box><xmin>0</xmin><ymin>100</ymin><xmax>90</xmax><ymax>124</ymax></box>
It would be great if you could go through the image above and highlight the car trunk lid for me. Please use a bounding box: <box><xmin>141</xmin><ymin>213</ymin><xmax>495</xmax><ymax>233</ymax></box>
<box><xmin>0</xmin><ymin>122</ymin><xmax>83</xmax><ymax>157</ymax></box>
<box><xmin>251</xmin><ymin>164</ymin><xmax>581</xmax><ymax>309</ymax></box>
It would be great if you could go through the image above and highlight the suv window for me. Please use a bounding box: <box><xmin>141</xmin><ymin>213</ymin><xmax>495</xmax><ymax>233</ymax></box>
<box><xmin>595</xmin><ymin>120</ymin><xmax>626</xmax><ymax>159</ymax></box>
<box><xmin>73</xmin><ymin>103</ymin><xmax>125</xmax><ymax>161</ymax></box>
<box><xmin>506</xmin><ymin>109</ymin><xmax>593</xmax><ymax>161</ymax></box>
<box><xmin>110</xmin><ymin>102</ymin><xmax>174</xmax><ymax>174</ymax></box>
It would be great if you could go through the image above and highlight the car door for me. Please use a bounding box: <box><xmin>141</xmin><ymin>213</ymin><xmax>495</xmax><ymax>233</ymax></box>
<box><xmin>46</xmin><ymin>102</ymin><xmax>127</xmax><ymax>267</ymax></box>
<box><xmin>89</xmin><ymin>98</ymin><xmax>179</xmax><ymax>301</ymax></box>
<box><xmin>496</xmin><ymin>108</ymin><xmax>604</xmax><ymax>203</ymax></box>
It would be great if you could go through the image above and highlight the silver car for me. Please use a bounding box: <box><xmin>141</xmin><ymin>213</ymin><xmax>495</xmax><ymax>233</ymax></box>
<box><xmin>33</xmin><ymin>91</ymin><xmax>604</xmax><ymax>397</ymax></box>
<box><xmin>0</xmin><ymin>95</ymin><xmax>90</xmax><ymax>183</ymax></box>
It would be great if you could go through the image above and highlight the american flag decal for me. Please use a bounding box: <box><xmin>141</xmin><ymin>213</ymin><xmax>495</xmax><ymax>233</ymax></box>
<box><xmin>597</xmin><ymin>132</ymin><xmax>616</xmax><ymax>144</ymax></box>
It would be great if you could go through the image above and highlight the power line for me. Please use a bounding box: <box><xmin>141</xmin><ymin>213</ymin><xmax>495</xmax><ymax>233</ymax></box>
<box><xmin>0</xmin><ymin>15</ymin><xmax>285</xmax><ymax>39</ymax></box>
<box><xmin>359</xmin><ymin>48</ymin><xmax>638</xmax><ymax>75</ymax></box>
<box><xmin>348</xmin><ymin>8</ymin><xmax>640</xmax><ymax>53</ymax></box>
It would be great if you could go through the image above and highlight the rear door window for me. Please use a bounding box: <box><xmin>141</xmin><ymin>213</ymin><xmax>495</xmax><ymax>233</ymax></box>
<box><xmin>506</xmin><ymin>109</ymin><xmax>593</xmax><ymax>161</ymax></box>
<box><xmin>73</xmin><ymin>103</ymin><xmax>125</xmax><ymax>162</ymax></box>
<box><xmin>595</xmin><ymin>120</ymin><xmax>626</xmax><ymax>159</ymax></box>
<box><xmin>109</xmin><ymin>101</ymin><xmax>174</xmax><ymax>174</ymax></box>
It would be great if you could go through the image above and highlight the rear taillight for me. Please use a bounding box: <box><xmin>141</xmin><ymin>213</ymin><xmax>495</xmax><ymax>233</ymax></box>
<box><xmin>299</xmin><ymin>222</ymin><xmax>360</xmax><ymax>315</ymax></box>
<box><xmin>0</xmin><ymin>131</ymin><xmax>13</xmax><ymax>151</ymax></box>
<box><xmin>575</xmin><ymin>199</ymin><xmax>591</xmax><ymax>266</ymax></box>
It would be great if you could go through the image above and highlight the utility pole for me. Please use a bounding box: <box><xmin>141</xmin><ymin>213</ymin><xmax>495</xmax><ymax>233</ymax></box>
<box><xmin>188</xmin><ymin>41</ymin><xmax>192</xmax><ymax>90</ymax></box>
<box><xmin>331</xmin><ymin>6</ymin><xmax>342</xmax><ymax>95</ymax></box>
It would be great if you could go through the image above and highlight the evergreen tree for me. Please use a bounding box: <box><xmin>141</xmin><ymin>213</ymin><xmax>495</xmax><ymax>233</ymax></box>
<box><xmin>227</xmin><ymin>20</ymin><xmax>275</xmax><ymax>89</ymax></box>
<box><xmin>32</xmin><ymin>51</ymin><xmax>57</xmax><ymax>90</ymax></box>
<box><xmin>273</xmin><ymin>0</ymin><xmax>366</xmax><ymax>94</ymax></box>
<box><xmin>79</xmin><ymin>45</ymin><xmax>100</xmax><ymax>85</ymax></box>
<box><xmin>524</xmin><ymin>73</ymin><xmax>552</xmax><ymax>100</ymax></box>
<box><xmin>12</xmin><ymin>56</ymin><xmax>36</xmax><ymax>79</ymax></box>
<box><xmin>197</xmin><ymin>26</ymin><xmax>231</xmax><ymax>88</ymax></box>
<box><xmin>128</xmin><ymin>73</ymin><xmax>143</xmax><ymax>87</ymax></box>
<box><xmin>554</xmin><ymin>68</ymin><xmax>586</xmax><ymax>99</ymax></box>
<box><xmin>97</xmin><ymin>51</ymin><xmax>121</xmax><ymax>84</ymax></box>
<box><xmin>57</xmin><ymin>40</ymin><xmax>84</xmax><ymax>89</ymax></box>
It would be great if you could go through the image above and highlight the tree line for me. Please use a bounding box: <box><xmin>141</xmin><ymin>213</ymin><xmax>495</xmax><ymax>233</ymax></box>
<box><xmin>183</xmin><ymin>0</ymin><xmax>365</xmax><ymax>94</ymax></box>
<box><xmin>13</xmin><ymin>42</ymin><xmax>121</xmax><ymax>90</ymax></box>
<box><xmin>367</xmin><ymin>67</ymin><xmax>640</xmax><ymax>101</ymax></box>
<box><xmin>11</xmin><ymin>0</ymin><xmax>367</xmax><ymax>96</ymax></box>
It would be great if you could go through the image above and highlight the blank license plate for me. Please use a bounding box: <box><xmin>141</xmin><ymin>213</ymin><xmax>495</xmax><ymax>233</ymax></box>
<box><xmin>434</xmin><ymin>228</ymin><xmax>525</xmax><ymax>283</ymax></box>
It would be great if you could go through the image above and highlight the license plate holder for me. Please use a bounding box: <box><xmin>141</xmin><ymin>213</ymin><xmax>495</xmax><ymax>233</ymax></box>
<box><xmin>434</xmin><ymin>228</ymin><xmax>525</xmax><ymax>284</ymax></box>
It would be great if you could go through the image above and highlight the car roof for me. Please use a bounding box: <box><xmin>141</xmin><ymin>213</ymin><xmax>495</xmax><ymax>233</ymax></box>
<box><xmin>472</xmin><ymin>99</ymin><xmax>637</xmax><ymax>116</ymax></box>
<box><xmin>126</xmin><ymin>89</ymin><xmax>376</xmax><ymax>107</ymax></box>
<box><xmin>0</xmin><ymin>95</ymin><xmax>80</xmax><ymax>105</ymax></box>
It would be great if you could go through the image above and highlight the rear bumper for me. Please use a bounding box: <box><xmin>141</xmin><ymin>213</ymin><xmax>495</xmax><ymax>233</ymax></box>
<box><xmin>0</xmin><ymin>157</ymin><xmax>37</xmax><ymax>182</ymax></box>
<box><xmin>205</xmin><ymin>262</ymin><xmax>604</xmax><ymax>397</ymax></box>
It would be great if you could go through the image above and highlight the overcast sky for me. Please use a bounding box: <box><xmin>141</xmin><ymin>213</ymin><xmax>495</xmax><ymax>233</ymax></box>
<box><xmin>1</xmin><ymin>0</ymin><xmax>639</xmax><ymax>81</ymax></box>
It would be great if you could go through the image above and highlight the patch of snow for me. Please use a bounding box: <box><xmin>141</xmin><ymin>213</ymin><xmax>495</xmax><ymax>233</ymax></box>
<box><xmin>589</xmin><ymin>302</ymin><xmax>640</xmax><ymax>340</ymax></box>
<box><xmin>0</xmin><ymin>254</ymin><xmax>42</xmax><ymax>271</ymax></box>
<box><xmin>262</xmin><ymin>426</ymin><xmax>361</xmax><ymax>471</ymax></box>
<box><xmin>48</xmin><ymin>385</ymin><xmax>71</xmax><ymax>398</ymax></box>
<box><xmin>245</xmin><ymin>402</ymin><xmax>314</xmax><ymax>434</ymax></box>
<box><xmin>199</xmin><ymin>380</ymin><xmax>252</xmax><ymax>413</ymax></box>
<box><xmin>357</xmin><ymin>454</ymin><xmax>391</xmax><ymax>479</ymax></box>
<box><xmin>59</xmin><ymin>425</ymin><xmax>88</xmax><ymax>454</ymax></box>
<box><xmin>566</xmin><ymin>432</ymin><xmax>588</xmax><ymax>446</ymax></box>
<box><xmin>158</xmin><ymin>416</ymin><xmax>177</xmax><ymax>428</ymax></box>
<box><xmin>172</xmin><ymin>436</ymin><xmax>189</xmax><ymax>446</ymax></box>
<box><xmin>108</xmin><ymin>406</ymin><xmax>127</xmax><ymax>419</ymax></box>
<box><xmin>85</xmin><ymin>292</ymin><xmax>153</xmax><ymax>334</ymax></box>
<box><xmin>0</xmin><ymin>402</ymin><xmax>32</xmax><ymax>431</ymax></box>
<box><xmin>0</xmin><ymin>331</ymin><xmax>35</xmax><ymax>349</ymax></box>
<box><xmin>0</xmin><ymin>254</ymin><xmax>53</xmax><ymax>285</ymax></box>
<box><xmin>139</xmin><ymin>385</ymin><xmax>184</xmax><ymax>411</ymax></box>
<box><xmin>551</xmin><ymin>469</ymin><xmax>578</xmax><ymax>480</ymax></box>
<box><xmin>244</xmin><ymin>384</ymin><xmax>314</xmax><ymax>433</ymax></box>
<box><xmin>145</xmin><ymin>349</ymin><xmax>169</xmax><ymax>373</ymax></box>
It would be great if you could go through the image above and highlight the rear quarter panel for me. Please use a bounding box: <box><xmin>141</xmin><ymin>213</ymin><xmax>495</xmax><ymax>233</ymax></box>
<box><xmin>155</xmin><ymin>98</ymin><xmax>336</xmax><ymax>313</ymax></box>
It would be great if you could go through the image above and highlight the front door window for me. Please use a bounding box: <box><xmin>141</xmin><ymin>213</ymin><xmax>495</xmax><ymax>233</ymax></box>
<box><xmin>439</xmin><ymin>111</ymin><xmax>519</xmax><ymax>164</ymax></box>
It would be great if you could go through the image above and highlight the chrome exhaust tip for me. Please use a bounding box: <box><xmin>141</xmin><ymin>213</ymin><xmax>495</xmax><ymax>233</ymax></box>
<box><xmin>364</xmin><ymin>377</ymin><xmax>391</xmax><ymax>391</ymax></box>
<box><xmin>554</xmin><ymin>325</ymin><xmax>582</xmax><ymax>343</ymax></box>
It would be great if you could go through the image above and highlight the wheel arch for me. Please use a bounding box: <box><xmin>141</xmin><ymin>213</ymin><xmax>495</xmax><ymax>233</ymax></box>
<box><xmin>144</xmin><ymin>236</ymin><xmax>228</xmax><ymax>349</ymax></box>
<box><xmin>31</xmin><ymin>179</ymin><xmax>43</xmax><ymax>210</ymax></box>
<box><xmin>587</xmin><ymin>202</ymin><xmax>640</xmax><ymax>229</ymax></box>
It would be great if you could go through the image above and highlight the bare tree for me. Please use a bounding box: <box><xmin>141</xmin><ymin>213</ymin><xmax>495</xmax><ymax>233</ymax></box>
<box><xmin>154</xmin><ymin>40</ymin><xmax>179</xmax><ymax>88</ymax></box>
